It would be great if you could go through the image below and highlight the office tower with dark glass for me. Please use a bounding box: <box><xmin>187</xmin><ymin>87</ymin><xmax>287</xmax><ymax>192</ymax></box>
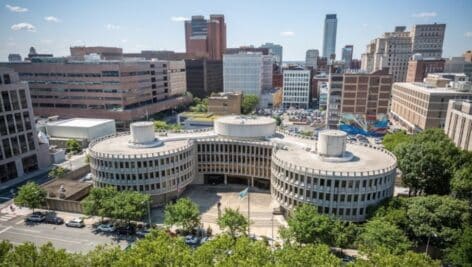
<box><xmin>322</xmin><ymin>14</ymin><xmax>337</xmax><ymax>59</ymax></box>
<box><xmin>342</xmin><ymin>45</ymin><xmax>354</xmax><ymax>68</ymax></box>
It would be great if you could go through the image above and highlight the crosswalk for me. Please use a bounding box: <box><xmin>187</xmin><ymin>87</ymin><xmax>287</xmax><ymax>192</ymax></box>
<box><xmin>0</xmin><ymin>213</ymin><xmax>16</xmax><ymax>222</ymax></box>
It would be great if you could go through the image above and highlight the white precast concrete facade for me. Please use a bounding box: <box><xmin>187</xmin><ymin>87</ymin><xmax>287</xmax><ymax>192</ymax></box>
<box><xmin>282</xmin><ymin>70</ymin><xmax>311</xmax><ymax>109</ymax></box>
<box><xmin>223</xmin><ymin>52</ymin><xmax>264</xmax><ymax>96</ymax></box>
<box><xmin>89</xmin><ymin>116</ymin><xmax>396</xmax><ymax>221</ymax></box>
<box><xmin>45</xmin><ymin>118</ymin><xmax>116</xmax><ymax>142</ymax></box>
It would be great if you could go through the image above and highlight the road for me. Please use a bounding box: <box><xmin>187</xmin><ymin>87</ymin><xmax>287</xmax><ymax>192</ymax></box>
<box><xmin>0</xmin><ymin>209</ymin><xmax>131</xmax><ymax>253</ymax></box>
<box><xmin>0</xmin><ymin>171</ymin><xmax>51</xmax><ymax>204</ymax></box>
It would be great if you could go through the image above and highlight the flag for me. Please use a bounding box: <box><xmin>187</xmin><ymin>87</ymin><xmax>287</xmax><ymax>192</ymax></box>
<box><xmin>239</xmin><ymin>187</ymin><xmax>249</xmax><ymax>199</ymax></box>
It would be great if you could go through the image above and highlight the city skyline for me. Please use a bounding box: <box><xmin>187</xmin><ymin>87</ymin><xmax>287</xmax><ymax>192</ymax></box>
<box><xmin>0</xmin><ymin>0</ymin><xmax>471</xmax><ymax>61</ymax></box>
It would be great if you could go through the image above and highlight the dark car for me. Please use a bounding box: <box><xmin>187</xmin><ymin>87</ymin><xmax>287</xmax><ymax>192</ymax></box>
<box><xmin>116</xmin><ymin>225</ymin><xmax>136</xmax><ymax>235</ymax></box>
<box><xmin>44</xmin><ymin>216</ymin><xmax>64</xmax><ymax>225</ymax></box>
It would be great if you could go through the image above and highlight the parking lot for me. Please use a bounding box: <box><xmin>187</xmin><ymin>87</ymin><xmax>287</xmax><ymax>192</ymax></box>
<box><xmin>0</xmin><ymin>206</ymin><xmax>131</xmax><ymax>253</ymax></box>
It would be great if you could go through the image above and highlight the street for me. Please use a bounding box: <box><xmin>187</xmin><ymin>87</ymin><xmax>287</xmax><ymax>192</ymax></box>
<box><xmin>0</xmin><ymin>207</ymin><xmax>131</xmax><ymax>253</ymax></box>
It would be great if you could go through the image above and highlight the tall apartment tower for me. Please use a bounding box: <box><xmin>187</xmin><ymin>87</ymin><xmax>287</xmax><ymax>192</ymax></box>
<box><xmin>342</xmin><ymin>45</ymin><xmax>354</xmax><ymax>68</ymax></box>
<box><xmin>305</xmin><ymin>49</ymin><xmax>319</xmax><ymax>69</ymax></box>
<box><xmin>185</xmin><ymin>15</ymin><xmax>226</xmax><ymax>60</ymax></box>
<box><xmin>282</xmin><ymin>69</ymin><xmax>311</xmax><ymax>109</ymax></box>
<box><xmin>0</xmin><ymin>68</ymin><xmax>46</xmax><ymax>185</ymax></box>
<box><xmin>322</xmin><ymin>14</ymin><xmax>337</xmax><ymax>59</ymax></box>
<box><xmin>411</xmin><ymin>23</ymin><xmax>446</xmax><ymax>58</ymax></box>
<box><xmin>260</xmin><ymin>42</ymin><xmax>283</xmax><ymax>66</ymax></box>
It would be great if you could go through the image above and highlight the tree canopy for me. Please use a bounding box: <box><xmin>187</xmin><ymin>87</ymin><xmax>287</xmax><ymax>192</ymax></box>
<box><xmin>48</xmin><ymin>166</ymin><xmax>69</xmax><ymax>179</ymax></box>
<box><xmin>357</xmin><ymin>219</ymin><xmax>412</xmax><ymax>255</ymax></box>
<box><xmin>13</xmin><ymin>182</ymin><xmax>47</xmax><ymax>212</ymax></box>
<box><xmin>164</xmin><ymin>197</ymin><xmax>201</xmax><ymax>233</ymax></box>
<box><xmin>217</xmin><ymin>208</ymin><xmax>249</xmax><ymax>238</ymax></box>
<box><xmin>66</xmin><ymin>139</ymin><xmax>81</xmax><ymax>154</ymax></box>
<box><xmin>241</xmin><ymin>95</ymin><xmax>259</xmax><ymax>114</ymax></box>
<box><xmin>382</xmin><ymin>130</ymin><xmax>410</xmax><ymax>152</ymax></box>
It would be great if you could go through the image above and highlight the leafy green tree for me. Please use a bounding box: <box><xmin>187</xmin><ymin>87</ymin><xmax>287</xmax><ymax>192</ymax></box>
<box><xmin>85</xmin><ymin>245</ymin><xmax>121</xmax><ymax>267</ymax></box>
<box><xmin>283</xmin><ymin>204</ymin><xmax>335</xmax><ymax>245</ymax></box>
<box><xmin>48</xmin><ymin>166</ymin><xmax>69</xmax><ymax>179</ymax></box>
<box><xmin>108</xmin><ymin>191</ymin><xmax>150</xmax><ymax>224</ymax></box>
<box><xmin>164</xmin><ymin>198</ymin><xmax>200</xmax><ymax>233</ymax></box>
<box><xmin>194</xmin><ymin>234</ymin><xmax>272</xmax><ymax>266</ymax></box>
<box><xmin>405</xmin><ymin>195</ymin><xmax>470</xmax><ymax>248</ymax></box>
<box><xmin>116</xmin><ymin>230</ymin><xmax>193</xmax><ymax>266</ymax></box>
<box><xmin>14</xmin><ymin>182</ymin><xmax>47</xmax><ymax>212</ymax></box>
<box><xmin>446</xmin><ymin>226</ymin><xmax>472</xmax><ymax>267</ymax></box>
<box><xmin>2</xmin><ymin>242</ymin><xmax>82</xmax><ymax>267</ymax></box>
<box><xmin>451</xmin><ymin>165</ymin><xmax>472</xmax><ymax>202</ymax></box>
<box><xmin>357</xmin><ymin>219</ymin><xmax>412</xmax><ymax>255</ymax></box>
<box><xmin>382</xmin><ymin>130</ymin><xmax>411</xmax><ymax>152</ymax></box>
<box><xmin>274</xmin><ymin>243</ymin><xmax>341</xmax><ymax>267</ymax></box>
<box><xmin>333</xmin><ymin>221</ymin><xmax>359</xmax><ymax>249</ymax></box>
<box><xmin>273</xmin><ymin>116</ymin><xmax>282</xmax><ymax>126</ymax></box>
<box><xmin>0</xmin><ymin>240</ymin><xmax>13</xmax><ymax>263</ymax></box>
<box><xmin>217</xmin><ymin>208</ymin><xmax>249</xmax><ymax>238</ymax></box>
<box><xmin>241</xmin><ymin>95</ymin><xmax>259</xmax><ymax>114</ymax></box>
<box><xmin>354</xmin><ymin>246</ymin><xmax>441</xmax><ymax>267</ymax></box>
<box><xmin>154</xmin><ymin>120</ymin><xmax>169</xmax><ymax>130</ymax></box>
<box><xmin>82</xmin><ymin>187</ymin><xmax>117</xmax><ymax>221</ymax></box>
<box><xmin>66</xmin><ymin>138</ymin><xmax>82</xmax><ymax>154</ymax></box>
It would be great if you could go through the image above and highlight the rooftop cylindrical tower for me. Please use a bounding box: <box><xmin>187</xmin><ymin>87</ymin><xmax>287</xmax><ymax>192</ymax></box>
<box><xmin>317</xmin><ymin>130</ymin><xmax>347</xmax><ymax>157</ymax></box>
<box><xmin>128</xmin><ymin>121</ymin><xmax>162</xmax><ymax>148</ymax></box>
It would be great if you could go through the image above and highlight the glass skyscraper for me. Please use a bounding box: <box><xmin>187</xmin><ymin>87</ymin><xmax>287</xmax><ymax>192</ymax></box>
<box><xmin>322</xmin><ymin>14</ymin><xmax>338</xmax><ymax>59</ymax></box>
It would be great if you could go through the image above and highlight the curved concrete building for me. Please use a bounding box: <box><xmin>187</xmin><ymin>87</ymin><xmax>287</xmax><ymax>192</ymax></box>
<box><xmin>88</xmin><ymin>116</ymin><xmax>396</xmax><ymax>221</ymax></box>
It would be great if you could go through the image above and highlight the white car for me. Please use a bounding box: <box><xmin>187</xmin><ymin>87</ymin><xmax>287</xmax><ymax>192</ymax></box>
<box><xmin>65</xmin><ymin>218</ymin><xmax>85</xmax><ymax>228</ymax></box>
<box><xmin>97</xmin><ymin>224</ymin><xmax>115</xmax><ymax>233</ymax></box>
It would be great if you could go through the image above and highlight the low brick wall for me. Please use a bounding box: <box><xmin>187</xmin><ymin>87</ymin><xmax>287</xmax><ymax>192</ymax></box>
<box><xmin>45</xmin><ymin>198</ymin><xmax>83</xmax><ymax>213</ymax></box>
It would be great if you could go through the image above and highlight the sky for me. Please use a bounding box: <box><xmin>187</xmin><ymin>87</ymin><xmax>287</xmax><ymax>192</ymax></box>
<box><xmin>0</xmin><ymin>0</ymin><xmax>471</xmax><ymax>61</ymax></box>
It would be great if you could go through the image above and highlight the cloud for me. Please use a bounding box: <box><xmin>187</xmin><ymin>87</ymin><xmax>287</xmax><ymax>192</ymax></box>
<box><xmin>11</xmin><ymin>23</ymin><xmax>36</xmax><ymax>32</ymax></box>
<box><xmin>40</xmin><ymin>39</ymin><xmax>53</xmax><ymax>44</ymax></box>
<box><xmin>121</xmin><ymin>39</ymin><xmax>128</xmax><ymax>43</ymax></box>
<box><xmin>280</xmin><ymin>31</ymin><xmax>295</xmax><ymax>37</ymax></box>
<box><xmin>412</xmin><ymin>12</ymin><xmax>437</xmax><ymax>18</ymax></box>
<box><xmin>44</xmin><ymin>16</ymin><xmax>60</xmax><ymax>23</ymax></box>
<box><xmin>5</xmin><ymin>4</ymin><xmax>28</xmax><ymax>12</ymax></box>
<box><xmin>171</xmin><ymin>16</ymin><xmax>189</xmax><ymax>22</ymax></box>
<box><xmin>465</xmin><ymin>32</ymin><xmax>472</xmax><ymax>38</ymax></box>
<box><xmin>105</xmin><ymin>24</ymin><xmax>120</xmax><ymax>30</ymax></box>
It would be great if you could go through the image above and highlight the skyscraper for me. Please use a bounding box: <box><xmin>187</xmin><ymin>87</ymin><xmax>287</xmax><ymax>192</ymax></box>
<box><xmin>322</xmin><ymin>14</ymin><xmax>337</xmax><ymax>59</ymax></box>
<box><xmin>185</xmin><ymin>15</ymin><xmax>226</xmax><ymax>60</ymax></box>
<box><xmin>305</xmin><ymin>49</ymin><xmax>319</xmax><ymax>69</ymax></box>
<box><xmin>260</xmin><ymin>43</ymin><xmax>283</xmax><ymax>66</ymax></box>
<box><xmin>411</xmin><ymin>23</ymin><xmax>446</xmax><ymax>58</ymax></box>
<box><xmin>341</xmin><ymin>45</ymin><xmax>353</xmax><ymax>68</ymax></box>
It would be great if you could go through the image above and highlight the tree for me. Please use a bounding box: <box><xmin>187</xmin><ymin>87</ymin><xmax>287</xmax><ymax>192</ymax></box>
<box><xmin>116</xmin><ymin>230</ymin><xmax>193</xmax><ymax>266</ymax></box>
<box><xmin>217</xmin><ymin>208</ymin><xmax>249</xmax><ymax>238</ymax></box>
<box><xmin>194</xmin><ymin>234</ymin><xmax>272</xmax><ymax>266</ymax></box>
<box><xmin>85</xmin><ymin>245</ymin><xmax>121</xmax><ymax>267</ymax></box>
<box><xmin>241</xmin><ymin>95</ymin><xmax>259</xmax><ymax>114</ymax></box>
<box><xmin>382</xmin><ymin>130</ymin><xmax>410</xmax><ymax>152</ymax></box>
<box><xmin>283</xmin><ymin>204</ymin><xmax>335</xmax><ymax>245</ymax></box>
<box><xmin>273</xmin><ymin>116</ymin><xmax>282</xmax><ymax>126</ymax></box>
<box><xmin>164</xmin><ymin>198</ymin><xmax>200</xmax><ymax>233</ymax></box>
<box><xmin>274</xmin><ymin>243</ymin><xmax>341</xmax><ymax>267</ymax></box>
<box><xmin>357</xmin><ymin>219</ymin><xmax>412</xmax><ymax>255</ymax></box>
<box><xmin>108</xmin><ymin>191</ymin><xmax>150</xmax><ymax>224</ymax></box>
<box><xmin>14</xmin><ymin>182</ymin><xmax>47</xmax><ymax>212</ymax></box>
<box><xmin>82</xmin><ymin>187</ymin><xmax>117</xmax><ymax>221</ymax></box>
<box><xmin>446</xmin><ymin>226</ymin><xmax>472</xmax><ymax>267</ymax></box>
<box><xmin>354</xmin><ymin>246</ymin><xmax>440</xmax><ymax>267</ymax></box>
<box><xmin>48</xmin><ymin>166</ymin><xmax>69</xmax><ymax>179</ymax></box>
<box><xmin>66</xmin><ymin>139</ymin><xmax>81</xmax><ymax>154</ymax></box>
<box><xmin>451</xmin><ymin>165</ymin><xmax>472</xmax><ymax>202</ymax></box>
<box><xmin>1</xmin><ymin>242</ymin><xmax>82</xmax><ymax>267</ymax></box>
<box><xmin>405</xmin><ymin>195</ymin><xmax>470</xmax><ymax>249</ymax></box>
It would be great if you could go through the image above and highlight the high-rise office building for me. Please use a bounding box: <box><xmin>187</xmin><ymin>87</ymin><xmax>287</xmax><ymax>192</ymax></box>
<box><xmin>361</xmin><ymin>24</ymin><xmax>446</xmax><ymax>83</ymax></box>
<box><xmin>305</xmin><ymin>49</ymin><xmax>319</xmax><ymax>69</ymax></box>
<box><xmin>0</xmin><ymin>68</ymin><xmax>47</xmax><ymax>185</ymax></box>
<box><xmin>8</xmin><ymin>54</ymin><xmax>22</xmax><ymax>62</ymax></box>
<box><xmin>282</xmin><ymin>69</ymin><xmax>311</xmax><ymax>109</ymax></box>
<box><xmin>223</xmin><ymin>52</ymin><xmax>272</xmax><ymax>96</ymax></box>
<box><xmin>411</xmin><ymin>23</ymin><xmax>446</xmax><ymax>58</ymax></box>
<box><xmin>185</xmin><ymin>59</ymin><xmax>223</xmax><ymax>99</ymax></box>
<box><xmin>322</xmin><ymin>14</ymin><xmax>337</xmax><ymax>59</ymax></box>
<box><xmin>342</xmin><ymin>45</ymin><xmax>353</xmax><ymax>68</ymax></box>
<box><xmin>260</xmin><ymin>43</ymin><xmax>283</xmax><ymax>66</ymax></box>
<box><xmin>406</xmin><ymin>54</ymin><xmax>445</xmax><ymax>82</ymax></box>
<box><xmin>185</xmin><ymin>15</ymin><xmax>226</xmax><ymax>60</ymax></box>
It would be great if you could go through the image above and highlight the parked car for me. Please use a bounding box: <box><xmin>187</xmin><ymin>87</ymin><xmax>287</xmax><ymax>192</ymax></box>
<box><xmin>116</xmin><ymin>224</ymin><xmax>135</xmax><ymax>235</ymax></box>
<box><xmin>96</xmin><ymin>224</ymin><xmax>115</xmax><ymax>233</ymax></box>
<box><xmin>136</xmin><ymin>228</ymin><xmax>151</xmax><ymax>238</ymax></box>
<box><xmin>184</xmin><ymin>235</ymin><xmax>200</xmax><ymax>246</ymax></box>
<box><xmin>44</xmin><ymin>215</ymin><xmax>64</xmax><ymax>225</ymax></box>
<box><xmin>65</xmin><ymin>218</ymin><xmax>85</xmax><ymax>228</ymax></box>
<box><xmin>25</xmin><ymin>212</ymin><xmax>45</xmax><ymax>222</ymax></box>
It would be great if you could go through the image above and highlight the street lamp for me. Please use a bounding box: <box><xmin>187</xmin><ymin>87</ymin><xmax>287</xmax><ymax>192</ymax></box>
<box><xmin>425</xmin><ymin>231</ymin><xmax>437</xmax><ymax>256</ymax></box>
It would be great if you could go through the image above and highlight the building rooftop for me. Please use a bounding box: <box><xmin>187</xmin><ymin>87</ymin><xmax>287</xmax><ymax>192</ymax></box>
<box><xmin>395</xmin><ymin>82</ymin><xmax>472</xmax><ymax>95</ymax></box>
<box><xmin>216</xmin><ymin>115</ymin><xmax>275</xmax><ymax>126</ymax></box>
<box><xmin>47</xmin><ymin>118</ymin><xmax>114</xmax><ymax>128</ymax></box>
